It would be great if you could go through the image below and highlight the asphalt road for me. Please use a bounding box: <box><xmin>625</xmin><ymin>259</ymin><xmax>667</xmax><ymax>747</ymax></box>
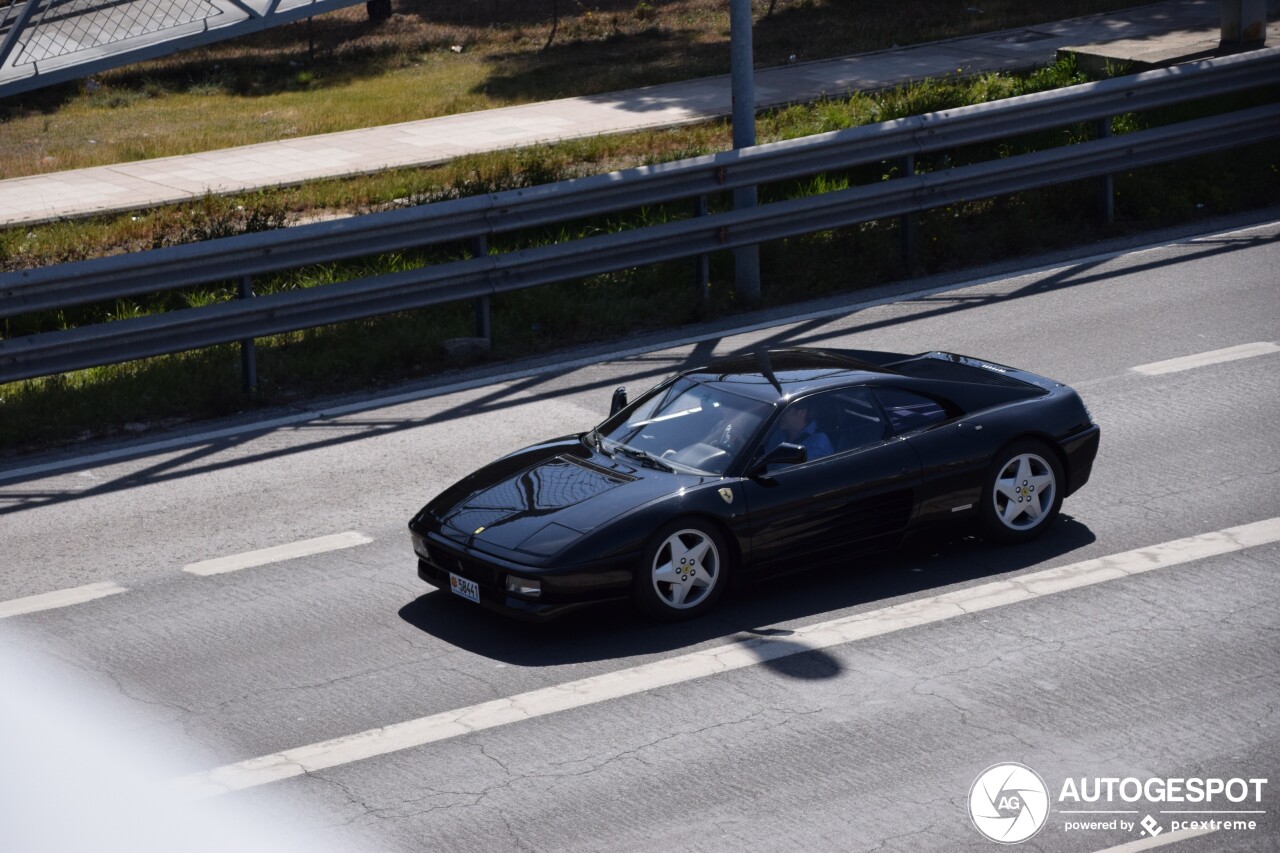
<box><xmin>1</xmin><ymin>217</ymin><xmax>1278</xmax><ymax>853</ymax></box>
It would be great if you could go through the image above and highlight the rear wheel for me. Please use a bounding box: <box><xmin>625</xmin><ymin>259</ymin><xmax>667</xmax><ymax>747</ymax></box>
<box><xmin>979</xmin><ymin>440</ymin><xmax>1064</xmax><ymax>543</ymax></box>
<box><xmin>634</xmin><ymin>520</ymin><xmax>730</xmax><ymax>620</ymax></box>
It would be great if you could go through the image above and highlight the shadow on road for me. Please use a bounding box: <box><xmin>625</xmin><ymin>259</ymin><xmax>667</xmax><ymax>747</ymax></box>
<box><xmin>396</xmin><ymin>515</ymin><xmax>1096</xmax><ymax>678</ymax></box>
<box><xmin>5</xmin><ymin>226</ymin><xmax>1272</xmax><ymax>515</ymax></box>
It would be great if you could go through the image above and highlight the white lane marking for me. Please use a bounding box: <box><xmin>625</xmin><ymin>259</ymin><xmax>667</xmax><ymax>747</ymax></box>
<box><xmin>6</xmin><ymin>218</ymin><xmax>1275</xmax><ymax>487</ymax></box>
<box><xmin>1090</xmin><ymin>825</ymin><xmax>1217</xmax><ymax>852</ymax></box>
<box><xmin>1133</xmin><ymin>342</ymin><xmax>1279</xmax><ymax>376</ymax></box>
<box><xmin>0</xmin><ymin>582</ymin><xmax>128</xmax><ymax>619</ymax></box>
<box><xmin>173</xmin><ymin>516</ymin><xmax>1280</xmax><ymax>798</ymax></box>
<box><xmin>183</xmin><ymin>531</ymin><xmax>373</xmax><ymax>577</ymax></box>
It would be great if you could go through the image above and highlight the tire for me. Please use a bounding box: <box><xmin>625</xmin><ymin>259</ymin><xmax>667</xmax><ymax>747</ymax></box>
<box><xmin>979</xmin><ymin>439</ymin><xmax>1064</xmax><ymax>543</ymax></box>
<box><xmin>634</xmin><ymin>519</ymin><xmax>730</xmax><ymax>620</ymax></box>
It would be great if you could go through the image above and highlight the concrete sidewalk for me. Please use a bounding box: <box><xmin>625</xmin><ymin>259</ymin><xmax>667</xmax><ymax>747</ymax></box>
<box><xmin>0</xmin><ymin>0</ymin><xmax>1235</xmax><ymax>228</ymax></box>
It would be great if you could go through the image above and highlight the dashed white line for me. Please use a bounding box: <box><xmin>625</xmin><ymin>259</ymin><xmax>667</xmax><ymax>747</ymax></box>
<box><xmin>0</xmin><ymin>581</ymin><xmax>128</xmax><ymax>619</ymax></box>
<box><xmin>174</xmin><ymin>516</ymin><xmax>1280</xmax><ymax>799</ymax></box>
<box><xmin>183</xmin><ymin>531</ymin><xmax>373</xmax><ymax>576</ymax></box>
<box><xmin>0</xmin><ymin>531</ymin><xmax>374</xmax><ymax>617</ymax></box>
<box><xmin>1133</xmin><ymin>342</ymin><xmax>1279</xmax><ymax>376</ymax></box>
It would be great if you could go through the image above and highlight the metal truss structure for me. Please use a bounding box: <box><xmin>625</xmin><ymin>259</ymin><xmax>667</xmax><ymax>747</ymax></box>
<box><xmin>0</xmin><ymin>0</ymin><xmax>369</xmax><ymax>98</ymax></box>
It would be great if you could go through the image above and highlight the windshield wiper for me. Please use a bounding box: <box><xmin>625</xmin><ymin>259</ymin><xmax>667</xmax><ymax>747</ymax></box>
<box><xmin>617</xmin><ymin>445</ymin><xmax>675</xmax><ymax>473</ymax></box>
<box><xmin>587</xmin><ymin>428</ymin><xmax>614</xmax><ymax>458</ymax></box>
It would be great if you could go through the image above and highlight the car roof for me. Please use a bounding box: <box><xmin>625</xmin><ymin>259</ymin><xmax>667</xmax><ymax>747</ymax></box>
<box><xmin>680</xmin><ymin>348</ymin><xmax>901</xmax><ymax>403</ymax></box>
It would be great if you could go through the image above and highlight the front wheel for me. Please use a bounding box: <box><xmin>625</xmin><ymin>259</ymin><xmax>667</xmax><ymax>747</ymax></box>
<box><xmin>979</xmin><ymin>440</ymin><xmax>1064</xmax><ymax>543</ymax></box>
<box><xmin>634</xmin><ymin>520</ymin><xmax>730</xmax><ymax>620</ymax></box>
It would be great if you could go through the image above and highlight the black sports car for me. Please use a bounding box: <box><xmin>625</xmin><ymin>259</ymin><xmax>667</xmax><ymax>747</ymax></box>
<box><xmin>409</xmin><ymin>348</ymin><xmax>1100</xmax><ymax>621</ymax></box>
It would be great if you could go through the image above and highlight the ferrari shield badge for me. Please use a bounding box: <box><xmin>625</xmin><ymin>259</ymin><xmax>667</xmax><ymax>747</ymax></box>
<box><xmin>718</xmin><ymin>488</ymin><xmax>734</xmax><ymax>504</ymax></box>
<box><xmin>474</xmin><ymin>526</ymin><xmax>486</xmax><ymax>535</ymax></box>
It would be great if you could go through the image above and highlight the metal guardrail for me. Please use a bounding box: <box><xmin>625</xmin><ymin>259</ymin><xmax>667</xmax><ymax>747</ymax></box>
<box><xmin>1</xmin><ymin>48</ymin><xmax>1278</xmax><ymax>384</ymax></box>
<box><xmin>4</xmin><ymin>48</ymin><xmax>1277</xmax><ymax>317</ymax></box>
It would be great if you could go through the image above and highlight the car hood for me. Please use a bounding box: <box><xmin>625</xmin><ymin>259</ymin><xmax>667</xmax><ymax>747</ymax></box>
<box><xmin>428</xmin><ymin>441</ymin><xmax>701</xmax><ymax>557</ymax></box>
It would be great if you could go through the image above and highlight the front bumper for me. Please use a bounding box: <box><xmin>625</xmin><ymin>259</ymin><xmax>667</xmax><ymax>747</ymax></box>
<box><xmin>1060</xmin><ymin>423</ymin><xmax>1101</xmax><ymax>497</ymax></box>
<box><xmin>410</xmin><ymin>526</ymin><xmax>632</xmax><ymax>622</ymax></box>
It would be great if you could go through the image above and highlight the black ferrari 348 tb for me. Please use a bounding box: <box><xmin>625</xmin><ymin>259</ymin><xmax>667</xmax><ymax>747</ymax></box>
<box><xmin>409</xmin><ymin>348</ymin><xmax>1100</xmax><ymax>621</ymax></box>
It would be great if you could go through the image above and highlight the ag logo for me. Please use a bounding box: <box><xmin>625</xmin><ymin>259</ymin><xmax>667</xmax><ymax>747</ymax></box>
<box><xmin>968</xmin><ymin>763</ymin><xmax>1050</xmax><ymax>844</ymax></box>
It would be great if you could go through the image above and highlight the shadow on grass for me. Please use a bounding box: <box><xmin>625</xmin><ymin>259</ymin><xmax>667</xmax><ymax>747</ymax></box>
<box><xmin>410</xmin><ymin>0</ymin><xmax>645</xmax><ymax>28</ymax></box>
<box><xmin>395</xmin><ymin>515</ymin><xmax>1097</xmax><ymax>673</ymax></box>
<box><xmin>94</xmin><ymin>36</ymin><xmax>442</xmax><ymax>100</ymax></box>
<box><xmin>475</xmin><ymin>26</ymin><xmax>714</xmax><ymax>104</ymax></box>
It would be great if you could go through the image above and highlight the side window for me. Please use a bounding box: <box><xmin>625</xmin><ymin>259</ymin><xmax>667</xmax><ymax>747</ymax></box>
<box><xmin>875</xmin><ymin>387</ymin><xmax>951</xmax><ymax>435</ymax></box>
<box><xmin>758</xmin><ymin>387</ymin><xmax>888</xmax><ymax>468</ymax></box>
<box><xmin>829</xmin><ymin>387</ymin><xmax>888</xmax><ymax>453</ymax></box>
<box><xmin>758</xmin><ymin>390</ymin><xmax>840</xmax><ymax>468</ymax></box>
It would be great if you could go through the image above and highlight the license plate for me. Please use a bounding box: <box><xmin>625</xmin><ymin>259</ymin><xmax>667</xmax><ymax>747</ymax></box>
<box><xmin>450</xmin><ymin>572</ymin><xmax>481</xmax><ymax>604</ymax></box>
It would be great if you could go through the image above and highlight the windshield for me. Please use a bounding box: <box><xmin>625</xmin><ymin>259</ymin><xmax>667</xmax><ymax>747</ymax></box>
<box><xmin>597</xmin><ymin>378</ymin><xmax>774</xmax><ymax>475</ymax></box>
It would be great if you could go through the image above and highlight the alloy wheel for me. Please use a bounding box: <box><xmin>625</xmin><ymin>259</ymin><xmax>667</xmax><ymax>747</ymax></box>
<box><xmin>991</xmin><ymin>452</ymin><xmax>1057</xmax><ymax>532</ymax></box>
<box><xmin>650</xmin><ymin>528</ymin><xmax>720</xmax><ymax>610</ymax></box>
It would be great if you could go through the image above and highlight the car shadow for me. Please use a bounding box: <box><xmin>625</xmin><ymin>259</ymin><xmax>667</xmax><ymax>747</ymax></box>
<box><xmin>397</xmin><ymin>515</ymin><xmax>1096</xmax><ymax>679</ymax></box>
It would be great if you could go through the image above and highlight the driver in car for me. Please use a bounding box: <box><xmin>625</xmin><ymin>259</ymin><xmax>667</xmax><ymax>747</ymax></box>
<box><xmin>765</xmin><ymin>402</ymin><xmax>834</xmax><ymax>462</ymax></box>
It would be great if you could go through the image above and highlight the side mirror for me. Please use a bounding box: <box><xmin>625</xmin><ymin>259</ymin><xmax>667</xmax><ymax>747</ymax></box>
<box><xmin>609</xmin><ymin>386</ymin><xmax>628</xmax><ymax>417</ymax></box>
<box><xmin>751</xmin><ymin>442</ymin><xmax>806</xmax><ymax>476</ymax></box>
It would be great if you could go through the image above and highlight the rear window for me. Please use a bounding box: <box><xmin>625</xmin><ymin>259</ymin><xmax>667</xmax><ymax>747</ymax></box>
<box><xmin>891</xmin><ymin>355</ymin><xmax>1037</xmax><ymax>389</ymax></box>
<box><xmin>875</xmin><ymin>388</ymin><xmax>951</xmax><ymax>434</ymax></box>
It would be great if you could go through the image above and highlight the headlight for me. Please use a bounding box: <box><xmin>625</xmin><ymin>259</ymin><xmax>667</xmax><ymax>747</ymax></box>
<box><xmin>411</xmin><ymin>534</ymin><xmax>431</xmax><ymax>561</ymax></box>
<box><xmin>505</xmin><ymin>576</ymin><xmax>542</xmax><ymax>598</ymax></box>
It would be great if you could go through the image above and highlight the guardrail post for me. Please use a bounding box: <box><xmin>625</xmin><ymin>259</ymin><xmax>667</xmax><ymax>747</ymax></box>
<box><xmin>238</xmin><ymin>275</ymin><xmax>258</xmax><ymax>393</ymax></box>
<box><xmin>694</xmin><ymin>195</ymin><xmax>711</xmax><ymax>304</ymax></box>
<box><xmin>1096</xmin><ymin>117</ymin><xmax>1115</xmax><ymax>225</ymax></box>
<box><xmin>1220</xmin><ymin>0</ymin><xmax>1268</xmax><ymax>46</ymax></box>
<box><xmin>899</xmin><ymin>154</ymin><xmax>917</xmax><ymax>269</ymax></box>
<box><xmin>469</xmin><ymin>236</ymin><xmax>491</xmax><ymax>340</ymax></box>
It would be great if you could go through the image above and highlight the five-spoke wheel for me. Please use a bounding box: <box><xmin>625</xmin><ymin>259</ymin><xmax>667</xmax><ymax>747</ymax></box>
<box><xmin>979</xmin><ymin>440</ymin><xmax>1064</xmax><ymax>543</ymax></box>
<box><xmin>635</xmin><ymin>520</ymin><xmax>729</xmax><ymax>620</ymax></box>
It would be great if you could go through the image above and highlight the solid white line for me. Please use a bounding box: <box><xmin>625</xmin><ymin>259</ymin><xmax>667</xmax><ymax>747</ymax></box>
<box><xmin>1090</xmin><ymin>825</ymin><xmax>1216</xmax><ymax>852</ymax></box>
<box><xmin>1133</xmin><ymin>342</ymin><xmax>1279</xmax><ymax>376</ymax></box>
<box><xmin>0</xmin><ymin>581</ymin><xmax>128</xmax><ymax>619</ymax></box>
<box><xmin>5</xmin><ymin>218</ymin><xmax>1275</xmax><ymax>486</ymax></box>
<box><xmin>172</xmin><ymin>516</ymin><xmax>1280</xmax><ymax>798</ymax></box>
<box><xmin>183</xmin><ymin>531</ymin><xmax>373</xmax><ymax>577</ymax></box>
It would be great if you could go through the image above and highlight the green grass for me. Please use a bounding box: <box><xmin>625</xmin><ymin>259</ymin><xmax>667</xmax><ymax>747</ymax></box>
<box><xmin>3</xmin><ymin>60</ymin><xmax>1278</xmax><ymax>453</ymax></box>
<box><xmin>0</xmin><ymin>63</ymin><xmax>1094</xmax><ymax>275</ymax></box>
